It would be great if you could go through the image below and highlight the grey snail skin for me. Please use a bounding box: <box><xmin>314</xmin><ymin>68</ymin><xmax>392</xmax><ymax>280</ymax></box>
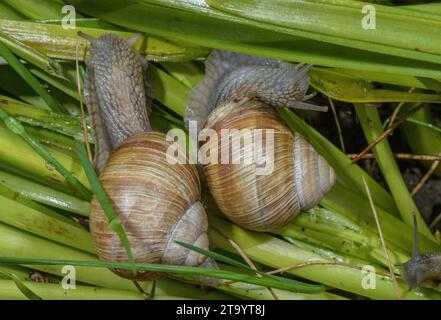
<box><xmin>401</xmin><ymin>213</ymin><xmax>441</xmax><ymax>289</ymax></box>
<box><xmin>185</xmin><ymin>50</ymin><xmax>336</xmax><ymax>231</ymax></box>
<box><xmin>80</xmin><ymin>32</ymin><xmax>211</xmax><ymax>280</ymax></box>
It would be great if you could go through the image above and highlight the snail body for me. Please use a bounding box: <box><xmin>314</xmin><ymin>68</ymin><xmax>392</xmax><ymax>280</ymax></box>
<box><xmin>186</xmin><ymin>50</ymin><xmax>335</xmax><ymax>231</ymax></box>
<box><xmin>81</xmin><ymin>32</ymin><xmax>209</xmax><ymax>280</ymax></box>
<box><xmin>401</xmin><ymin>213</ymin><xmax>441</xmax><ymax>289</ymax></box>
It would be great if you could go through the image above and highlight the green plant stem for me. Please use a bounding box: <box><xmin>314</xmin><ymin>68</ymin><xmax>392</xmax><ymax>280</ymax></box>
<box><xmin>0</xmin><ymin>110</ymin><xmax>91</xmax><ymax>199</ymax></box>
<box><xmin>0</xmin><ymin>170</ymin><xmax>90</xmax><ymax>216</ymax></box>
<box><xmin>0</xmin><ymin>222</ymin><xmax>230</xmax><ymax>299</ymax></box>
<box><xmin>0</xmin><ymin>40</ymin><xmax>64</xmax><ymax>113</ymax></box>
<box><xmin>354</xmin><ymin>104</ymin><xmax>434</xmax><ymax>240</ymax></box>
<box><xmin>209</xmin><ymin>216</ymin><xmax>441</xmax><ymax>300</ymax></box>
<box><xmin>322</xmin><ymin>183</ymin><xmax>440</xmax><ymax>252</ymax></box>
<box><xmin>0</xmin><ymin>30</ymin><xmax>65</xmax><ymax>78</ymax></box>
<box><xmin>0</xmin><ymin>2</ymin><xmax>26</xmax><ymax>20</ymax></box>
<box><xmin>0</xmin><ymin>279</ymin><xmax>155</xmax><ymax>300</ymax></box>
<box><xmin>0</xmin><ymin>183</ymin><xmax>94</xmax><ymax>253</ymax></box>
<box><xmin>68</xmin><ymin>0</ymin><xmax>441</xmax><ymax>78</ymax></box>
<box><xmin>275</xmin><ymin>208</ymin><xmax>409</xmax><ymax>268</ymax></box>
<box><xmin>401</xmin><ymin>103</ymin><xmax>441</xmax><ymax>177</ymax></box>
<box><xmin>0</xmin><ymin>18</ymin><xmax>208</xmax><ymax>62</ymax></box>
<box><xmin>0</xmin><ymin>95</ymin><xmax>90</xmax><ymax>141</ymax></box>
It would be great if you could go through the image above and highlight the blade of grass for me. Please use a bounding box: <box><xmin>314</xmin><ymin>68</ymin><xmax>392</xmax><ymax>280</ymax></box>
<box><xmin>0</xmin><ymin>19</ymin><xmax>208</xmax><ymax>62</ymax></box>
<box><xmin>0</xmin><ymin>40</ymin><xmax>64</xmax><ymax>113</ymax></box>
<box><xmin>0</xmin><ymin>270</ymin><xmax>42</xmax><ymax>300</ymax></box>
<box><xmin>68</xmin><ymin>0</ymin><xmax>441</xmax><ymax>79</ymax></box>
<box><xmin>354</xmin><ymin>103</ymin><xmax>434</xmax><ymax>240</ymax></box>
<box><xmin>0</xmin><ymin>170</ymin><xmax>90</xmax><ymax>216</ymax></box>
<box><xmin>321</xmin><ymin>183</ymin><xmax>440</xmax><ymax>253</ymax></box>
<box><xmin>207</xmin><ymin>0</ymin><xmax>441</xmax><ymax>64</ymax></box>
<box><xmin>0</xmin><ymin>95</ymin><xmax>91</xmax><ymax>141</ymax></box>
<box><xmin>401</xmin><ymin>103</ymin><xmax>441</xmax><ymax>177</ymax></box>
<box><xmin>75</xmin><ymin>141</ymin><xmax>136</xmax><ymax>271</ymax></box>
<box><xmin>309</xmin><ymin>68</ymin><xmax>441</xmax><ymax>103</ymax></box>
<box><xmin>0</xmin><ymin>256</ymin><xmax>326</xmax><ymax>293</ymax></box>
<box><xmin>175</xmin><ymin>240</ymin><xmax>315</xmax><ymax>290</ymax></box>
<box><xmin>208</xmin><ymin>216</ymin><xmax>441</xmax><ymax>300</ymax></box>
<box><xmin>0</xmin><ymin>2</ymin><xmax>26</xmax><ymax>20</ymax></box>
<box><xmin>0</xmin><ymin>108</ymin><xmax>91</xmax><ymax>199</ymax></box>
<box><xmin>0</xmin><ymin>222</ymin><xmax>232</xmax><ymax>299</ymax></box>
<box><xmin>330</xmin><ymin>68</ymin><xmax>441</xmax><ymax>91</ymax></box>
<box><xmin>0</xmin><ymin>30</ymin><xmax>65</xmax><ymax>78</ymax></box>
<box><xmin>0</xmin><ymin>183</ymin><xmax>94</xmax><ymax>253</ymax></box>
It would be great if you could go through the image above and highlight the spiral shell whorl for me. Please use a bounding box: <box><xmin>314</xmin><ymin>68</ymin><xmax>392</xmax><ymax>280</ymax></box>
<box><xmin>90</xmin><ymin>132</ymin><xmax>208</xmax><ymax>280</ymax></box>
<box><xmin>293</xmin><ymin>133</ymin><xmax>336</xmax><ymax>210</ymax></box>
<box><xmin>202</xmin><ymin>100</ymin><xmax>335</xmax><ymax>231</ymax></box>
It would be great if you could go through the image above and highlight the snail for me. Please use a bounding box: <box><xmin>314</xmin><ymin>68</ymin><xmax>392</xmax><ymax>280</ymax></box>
<box><xmin>400</xmin><ymin>212</ymin><xmax>441</xmax><ymax>289</ymax></box>
<box><xmin>80</xmin><ymin>32</ymin><xmax>210</xmax><ymax>280</ymax></box>
<box><xmin>185</xmin><ymin>50</ymin><xmax>336</xmax><ymax>231</ymax></box>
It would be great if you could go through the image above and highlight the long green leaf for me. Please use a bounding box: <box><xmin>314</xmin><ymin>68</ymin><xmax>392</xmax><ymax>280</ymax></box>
<box><xmin>354</xmin><ymin>104</ymin><xmax>434</xmax><ymax>240</ymax></box>
<box><xmin>0</xmin><ymin>109</ymin><xmax>91</xmax><ymax>199</ymax></box>
<box><xmin>0</xmin><ymin>270</ymin><xmax>42</xmax><ymax>300</ymax></box>
<box><xmin>67</xmin><ymin>0</ymin><xmax>441</xmax><ymax>79</ymax></box>
<box><xmin>75</xmin><ymin>141</ymin><xmax>135</xmax><ymax>270</ymax></box>
<box><xmin>0</xmin><ymin>256</ymin><xmax>325</xmax><ymax>293</ymax></box>
<box><xmin>207</xmin><ymin>0</ymin><xmax>441</xmax><ymax>64</ymax></box>
<box><xmin>309</xmin><ymin>68</ymin><xmax>441</xmax><ymax>103</ymax></box>
<box><xmin>0</xmin><ymin>40</ymin><xmax>64</xmax><ymax>113</ymax></box>
<box><xmin>0</xmin><ymin>18</ymin><xmax>208</xmax><ymax>62</ymax></box>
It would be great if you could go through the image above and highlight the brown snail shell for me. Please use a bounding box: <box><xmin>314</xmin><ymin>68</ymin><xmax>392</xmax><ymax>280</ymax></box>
<box><xmin>90</xmin><ymin>132</ymin><xmax>209</xmax><ymax>280</ymax></box>
<box><xmin>186</xmin><ymin>49</ymin><xmax>336</xmax><ymax>231</ymax></box>
<box><xmin>200</xmin><ymin>99</ymin><xmax>335</xmax><ymax>231</ymax></box>
<box><xmin>81</xmin><ymin>32</ymin><xmax>211</xmax><ymax>281</ymax></box>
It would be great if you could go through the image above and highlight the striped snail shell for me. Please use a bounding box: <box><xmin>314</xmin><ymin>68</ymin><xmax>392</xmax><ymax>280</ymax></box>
<box><xmin>81</xmin><ymin>32</ymin><xmax>210</xmax><ymax>280</ymax></box>
<box><xmin>185</xmin><ymin>50</ymin><xmax>336</xmax><ymax>231</ymax></box>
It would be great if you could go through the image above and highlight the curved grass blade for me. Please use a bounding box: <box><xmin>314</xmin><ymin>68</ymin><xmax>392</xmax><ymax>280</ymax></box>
<box><xmin>0</xmin><ymin>256</ymin><xmax>325</xmax><ymax>293</ymax></box>
<box><xmin>0</xmin><ymin>269</ymin><xmax>42</xmax><ymax>300</ymax></box>
<box><xmin>0</xmin><ymin>40</ymin><xmax>64</xmax><ymax>113</ymax></box>
<box><xmin>329</xmin><ymin>68</ymin><xmax>441</xmax><ymax>91</ymax></box>
<box><xmin>75</xmin><ymin>141</ymin><xmax>135</xmax><ymax>272</ymax></box>
<box><xmin>309</xmin><ymin>68</ymin><xmax>441</xmax><ymax>103</ymax></box>
<box><xmin>401</xmin><ymin>104</ymin><xmax>441</xmax><ymax>178</ymax></box>
<box><xmin>0</xmin><ymin>19</ymin><xmax>208</xmax><ymax>62</ymax></box>
<box><xmin>0</xmin><ymin>95</ymin><xmax>92</xmax><ymax>141</ymax></box>
<box><xmin>207</xmin><ymin>0</ymin><xmax>441</xmax><ymax>64</ymax></box>
<box><xmin>175</xmin><ymin>240</ymin><xmax>319</xmax><ymax>290</ymax></box>
<box><xmin>0</xmin><ymin>170</ymin><xmax>90</xmax><ymax>216</ymax></box>
<box><xmin>0</xmin><ymin>30</ymin><xmax>65</xmax><ymax>78</ymax></box>
<box><xmin>68</xmin><ymin>0</ymin><xmax>441</xmax><ymax>79</ymax></box>
<box><xmin>0</xmin><ymin>108</ymin><xmax>92</xmax><ymax>199</ymax></box>
<box><xmin>354</xmin><ymin>103</ymin><xmax>434</xmax><ymax>240</ymax></box>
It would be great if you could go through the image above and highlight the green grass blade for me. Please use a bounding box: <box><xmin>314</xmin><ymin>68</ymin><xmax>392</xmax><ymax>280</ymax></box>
<box><xmin>68</xmin><ymin>0</ymin><xmax>441</xmax><ymax>79</ymax></box>
<box><xmin>75</xmin><ymin>141</ymin><xmax>135</xmax><ymax>270</ymax></box>
<box><xmin>0</xmin><ymin>256</ymin><xmax>325</xmax><ymax>293</ymax></box>
<box><xmin>0</xmin><ymin>19</ymin><xmax>208</xmax><ymax>62</ymax></box>
<box><xmin>401</xmin><ymin>103</ymin><xmax>441</xmax><ymax>178</ymax></box>
<box><xmin>0</xmin><ymin>40</ymin><xmax>64</xmax><ymax>113</ymax></box>
<box><xmin>0</xmin><ymin>95</ymin><xmax>91</xmax><ymax>141</ymax></box>
<box><xmin>0</xmin><ymin>270</ymin><xmax>42</xmax><ymax>300</ymax></box>
<box><xmin>329</xmin><ymin>68</ymin><xmax>441</xmax><ymax>91</ymax></box>
<box><xmin>0</xmin><ymin>30</ymin><xmax>65</xmax><ymax>78</ymax></box>
<box><xmin>0</xmin><ymin>170</ymin><xmax>90</xmax><ymax>216</ymax></box>
<box><xmin>354</xmin><ymin>104</ymin><xmax>434</xmax><ymax>240</ymax></box>
<box><xmin>0</xmin><ymin>108</ymin><xmax>91</xmax><ymax>199</ymax></box>
<box><xmin>175</xmin><ymin>240</ymin><xmax>314</xmax><ymax>290</ymax></box>
<box><xmin>309</xmin><ymin>68</ymin><xmax>441</xmax><ymax>103</ymax></box>
<box><xmin>207</xmin><ymin>0</ymin><xmax>441</xmax><ymax>64</ymax></box>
